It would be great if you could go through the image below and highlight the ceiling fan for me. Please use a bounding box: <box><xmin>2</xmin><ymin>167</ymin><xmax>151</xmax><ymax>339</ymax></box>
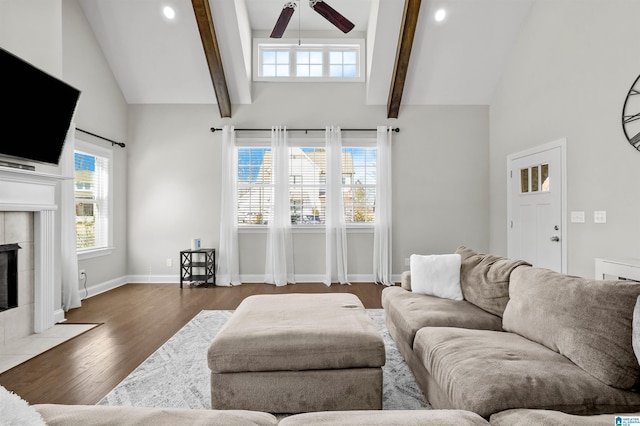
<box><xmin>270</xmin><ymin>1</ymin><xmax>355</xmax><ymax>38</ymax></box>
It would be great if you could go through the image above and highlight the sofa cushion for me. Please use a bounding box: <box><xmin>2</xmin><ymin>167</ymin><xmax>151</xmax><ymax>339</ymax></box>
<box><xmin>279</xmin><ymin>410</ymin><xmax>490</xmax><ymax>426</ymax></box>
<box><xmin>410</xmin><ymin>253</ymin><xmax>463</xmax><ymax>300</ymax></box>
<box><xmin>503</xmin><ymin>267</ymin><xmax>640</xmax><ymax>389</ymax></box>
<box><xmin>381</xmin><ymin>286</ymin><xmax>502</xmax><ymax>349</ymax></box>
<box><xmin>208</xmin><ymin>294</ymin><xmax>384</xmax><ymax>373</ymax></box>
<box><xmin>34</xmin><ymin>404</ymin><xmax>278</xmax><ymax>426</ymax></box>
<box><xmin>490</xmin><ymin>409</ymin><xmax>640</xmax><ymax>426</ymax></box>
<box><xmin>414</xmin><ymin>327</ymin><xmax>640</xmax><ymax>418</ymax></box>
<box><xmin>455</xmin><ymin>246</ymin><xmax>530</xmax><ymax>317</ymax></box>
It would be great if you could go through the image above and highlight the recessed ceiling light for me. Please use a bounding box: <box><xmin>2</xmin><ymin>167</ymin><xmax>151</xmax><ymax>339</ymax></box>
<box><xmin>163</xmin><ymin>6</ymin><xmax>176</xmax><ymax>20</ymax></box>
<box><xmin>434</xmin><ymin>8</ymin><xmax>446</xmax><ymax>22</ymax></box>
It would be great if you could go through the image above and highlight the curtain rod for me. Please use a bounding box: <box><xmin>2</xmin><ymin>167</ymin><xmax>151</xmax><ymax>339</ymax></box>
<box><xmin>210</xmin><ymin>127</ymin><xmax>400</xmax><ymax>134</ymax></box>
<box><xmin>77</xmin><ymin>128</ymin><xmax>126</xmax><ymax>148</ymax></box>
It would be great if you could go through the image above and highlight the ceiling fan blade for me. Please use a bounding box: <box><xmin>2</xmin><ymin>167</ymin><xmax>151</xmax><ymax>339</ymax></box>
<box><xmin>270</xmin><ymin>2</ymin><xmax>297</xmax><ymax>38</ymax></box>
<box><xmin>309</xmin><ymin>0</ymin><xmax>355</xmax><ymax>34</ymax></box>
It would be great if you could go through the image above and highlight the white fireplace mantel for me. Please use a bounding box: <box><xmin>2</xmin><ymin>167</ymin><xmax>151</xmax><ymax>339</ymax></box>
<box><xmin>0</xmin><ymin>166</ymin><xmax>69</xmax><ymax>333</ymax></box>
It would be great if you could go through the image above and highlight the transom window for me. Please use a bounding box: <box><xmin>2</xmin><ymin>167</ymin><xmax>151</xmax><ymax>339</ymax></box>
<box><xmin>237</xmin><ymin>141</ymin><xmax>376</xmax><ymax>226</ymax></box>
<box><xmin>254</xmin><ymin>39</ymin><xmax>364</xmax><ymax>82</ymax></box>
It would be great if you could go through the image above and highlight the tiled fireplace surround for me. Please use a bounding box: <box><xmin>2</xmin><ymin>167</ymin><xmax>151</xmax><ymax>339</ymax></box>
<box><xmin>0</xmin><ymin>212</ymin><xmax>35</xmax><ymax>345</ymax></box>
<box><xmin>0</xmin><ymin>167</ymin><xmax>64</xmax><ymax>345</ymax></box>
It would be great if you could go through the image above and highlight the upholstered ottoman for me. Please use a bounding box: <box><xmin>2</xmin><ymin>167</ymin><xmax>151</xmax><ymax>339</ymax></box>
<box><xmin>208</xmin><ymin>293</ymin><xmax>385</xmax><ymax>413</ymax></box>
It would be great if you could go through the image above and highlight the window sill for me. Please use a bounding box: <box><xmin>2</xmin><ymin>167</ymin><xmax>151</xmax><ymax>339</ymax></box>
<box><xmin>238</xmin><ymin>225</ymin><xmax>374</xmax><ymax>234</ymax></box>
<box><xmin>77</xmin><ymin>247</ymin><xmax>114</xmax><ymax>260</ymax></box>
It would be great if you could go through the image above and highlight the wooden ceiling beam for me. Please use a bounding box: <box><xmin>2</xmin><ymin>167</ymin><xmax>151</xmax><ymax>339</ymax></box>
<box><xmin>192</xmin><ymin>0</ymin><xmax>232</xmax><ymax>118</ymax></box>
<box><xmin>387</xmin><ymin>0</ymin><xmax>422</xmax><ymax>119</ymax></box>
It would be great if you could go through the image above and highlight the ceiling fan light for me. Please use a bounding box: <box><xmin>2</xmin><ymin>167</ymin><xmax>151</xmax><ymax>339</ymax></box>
<box><xmin>434</xmin><ymin>8</ymin><xmax>447</xmax><ymax>22</ymax></box>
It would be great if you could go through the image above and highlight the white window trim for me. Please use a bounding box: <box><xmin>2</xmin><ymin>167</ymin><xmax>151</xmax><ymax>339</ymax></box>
<box><xmin>75</xmin><ymin>139</ymin><xmax>114</xmax><ymax>258</ymax></box>
<box><xmin>253</xmin><ymin>38</ymin><xmax>365</xmax><ymax>83</ymax></box>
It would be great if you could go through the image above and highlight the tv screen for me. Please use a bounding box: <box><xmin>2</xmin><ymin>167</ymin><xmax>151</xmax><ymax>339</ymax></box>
<box><xmin>0</xmin><ymin>47</ymin><xmax>80</xmax><ymax>166</ymax></box>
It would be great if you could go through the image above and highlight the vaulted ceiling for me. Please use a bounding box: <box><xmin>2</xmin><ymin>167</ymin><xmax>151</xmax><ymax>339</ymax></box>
<box><xmin>79</xmin><ymin>0</ymin><xmax>534</xmax><ymax>118</ymax></box>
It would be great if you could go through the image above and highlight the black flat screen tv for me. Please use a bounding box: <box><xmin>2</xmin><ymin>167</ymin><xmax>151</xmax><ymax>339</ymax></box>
<box><xmin>0</xmin><ymin>47</ymin><xmax>81</xmax><ymax>166</ymax></box>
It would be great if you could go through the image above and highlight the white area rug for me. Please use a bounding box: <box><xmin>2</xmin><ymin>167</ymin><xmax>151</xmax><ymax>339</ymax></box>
<box><xmin>98</xmin><ymin>309</ymin><xmax>430</xmax><ymax>411</ymax></box>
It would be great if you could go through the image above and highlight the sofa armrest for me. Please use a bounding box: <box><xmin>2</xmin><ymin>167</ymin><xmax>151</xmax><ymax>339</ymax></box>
<box><xmin>401</xmin><ymin>271</ymin><xmax>412</xmax><ymax>291</ymax></box>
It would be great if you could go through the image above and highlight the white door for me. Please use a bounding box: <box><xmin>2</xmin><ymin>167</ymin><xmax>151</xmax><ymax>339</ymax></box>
<box><xmin>507</xmin><ymin>140</ymin><xmax>566</xmax><ymax>273</ymax></box>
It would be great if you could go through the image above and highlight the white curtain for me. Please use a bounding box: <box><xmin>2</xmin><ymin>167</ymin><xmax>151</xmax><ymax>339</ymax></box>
<box><xmin>373</xmin><ymin>126</ymin><xmax>393</xmax><ymax>285</ymax></box>
<box><xmin>60</xmin><ymin>124</ymin><xmax>82</xmax><ymax>310</ymax></box>
<box><xmin>324</xmin><ymin>126</ymin><xmax>349</xmax><ymax>286</ymax></box>
<box><xmin>264</xmin><ymin>126</ymin><xmax>295</xmax><ymax>286</ymax></box>
<box><xmin>217</xmin><ymin>125</ymin><xmax>241</xmax><ymax>286</ymax></box>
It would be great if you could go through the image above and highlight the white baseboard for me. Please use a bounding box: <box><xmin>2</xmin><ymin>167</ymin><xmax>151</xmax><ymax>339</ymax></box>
<box><xmin>79</xmin><ymin>273</ymin><xmax>403</xmax><ymax>301</ymax></box>
<box><xmin>81</xmin><ymin>275</ymin><xmax>129</xmax><ymax>300</ymax></box>
<box><xmin>54</xmin><ymin>309</ymin><xmax>66</xmax><ymax>324</ymax></box>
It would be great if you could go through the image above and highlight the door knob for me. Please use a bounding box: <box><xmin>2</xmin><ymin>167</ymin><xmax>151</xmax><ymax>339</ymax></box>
<box><xmin>550</xmin><ymin>236</ymin><xmax>560</xmax><ymax>242</ymax></box>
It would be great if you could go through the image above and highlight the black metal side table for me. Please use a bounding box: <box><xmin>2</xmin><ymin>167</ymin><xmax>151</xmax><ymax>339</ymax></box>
<box><xmin>180</xmin><ymin>248</ymin><xmax>216</xmax><ymax>288</ymax></box>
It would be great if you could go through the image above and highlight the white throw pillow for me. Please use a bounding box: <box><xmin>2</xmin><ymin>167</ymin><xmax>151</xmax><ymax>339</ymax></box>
<box><xmin>0</xmin><ymin>385</ymin><xmax>47</xmax><ymax>426</ymax></box>
<box><xmin>633</xmin><ymin>295</ymin><xmax>640</xmax><ymax>366</ymax></box>
<box><xmin>410</xmin><ymin>253</ymin><xmax>463</xmax><ymax>300</ymax></box>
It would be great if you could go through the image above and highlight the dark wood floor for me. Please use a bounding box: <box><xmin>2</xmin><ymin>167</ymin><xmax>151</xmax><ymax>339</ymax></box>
<box><xmin>0</xmin><ymin>282</ymin><xmax>385</xmax><ymax>405</ymax></box>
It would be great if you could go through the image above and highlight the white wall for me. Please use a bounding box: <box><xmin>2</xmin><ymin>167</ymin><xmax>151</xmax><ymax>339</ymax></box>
<box><xmin>126</xmin><ymin>83</ymin><xmax>489</xmax><ymax>281</ymax></box>
<box><xmin>62</xmin><ymin>0</ymin><xmax>129</xmax><ymax>290</ymax></box>
<box><xmin>490</xmin><ymin>0</ymin><xmax>640</xmax><ymax>278</ymax></box>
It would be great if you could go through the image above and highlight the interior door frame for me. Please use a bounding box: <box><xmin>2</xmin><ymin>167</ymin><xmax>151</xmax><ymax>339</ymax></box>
<box><xmin>506</xmin><ymin>138</ymin><xmax>568</xmax><ymax>273</ymax></box>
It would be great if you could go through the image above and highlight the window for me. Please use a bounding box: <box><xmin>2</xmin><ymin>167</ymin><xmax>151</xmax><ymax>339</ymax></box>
<box><xmin>520</xmin><ymin>163</ymin><xmax>550</xmax><ymax>194</ymax></box>
<box><xmin>237</xmin><ymin>140</ymin><xmax>377</xmax><ymax>226</ymax></box>
<box><xmin>74</xmin><ymin>141</ymin><xmax>112</xmax><ymax>254</ymax></box>
<box><xmin>254</xmin><ymin>39</ymin><xmax>364</xmax><ymax>82</ymax></box>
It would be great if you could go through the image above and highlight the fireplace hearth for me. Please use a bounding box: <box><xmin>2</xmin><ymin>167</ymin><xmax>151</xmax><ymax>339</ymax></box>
<box><xmin>0</xmin><ymin>243</ymin><xmax>21</xmax><ymax>312</ymax></box>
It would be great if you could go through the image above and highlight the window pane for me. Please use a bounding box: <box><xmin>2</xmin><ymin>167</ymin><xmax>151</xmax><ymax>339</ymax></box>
<box><xmin>310</xmin><ymin>51</ymin><xmax>323</xmax><ymax>64</ymax></box>
<box><xmin>297</xmin><ymin>51</ymin><xmax>309</xmax><ymax>63</ymax></box>
<box><xmin>263</xmin><ymin>64</ymin><xmax>276</xmax><ymax>77</ymax></box>
<box><xmin>342</xmin><ymin>147</ymin><xmax>376</xmax><ymax>223</ymax></box>
<box><xmin>276</xmin><ymin>65</ymin><xmax>289</xmax><ymax>76</ymax></box>
<box><xmin>343</xmin><ymin>65</ymin><xmax>357</xmax><ymax>77</ymax></box>
<box><xmin>310</xmin><ymin>65</ymin><xmax>323</xmax><ymax>77</ymax></box>
<box><xmin>297</xmin><ymin>65</ymin><xmax>309</xmax><ymax>77</ymax></box>
<box><xmin>343</xmin><ymin>51</ymin><xmax>357</xmax><ymax>64</ymax></box>
<box><xmin>330</xmin><ymin>65</ymin><xmax>342</xmax><ymax>77</ymax></box>
<box><xmin>531</xmin><ymin>166</ymin><xmax>539</xmax><ymax>192</ymax></box>
<box><xmin>520</xmin><ymin>168</ymin><xmax>529</xmax><ymax>193</ymax></box>
<box><xmin>541</xmin><ymin>164</ymin><xmax>550</xmax><ymax>191</ymax></box>
<box><xmin>262</xmin><ymin>50</ymin><xmax>276</xmax><ymax>64</ymax></box>
<box><xmin>329</xmin><ymin>51</ymin><xmax>342</xmax><ymax>64</ymax></box>
<box><xmin>276</xmin><ymin>50</ymin><xmax>289</xmax><ymax>63</ymax></box>
<box><xmin>237</xmin><ymin>148</ymin><xmax>272</xmax><ymax>225</ymax></box>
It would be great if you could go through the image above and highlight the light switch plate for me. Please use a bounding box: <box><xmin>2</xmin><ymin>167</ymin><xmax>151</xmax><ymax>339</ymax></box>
<box><xmin>570</xmin><ymin>211</ymin><xmax>585</xmax><ymax>223</ymax></box>
<box><xmin>594</xmin><ymin>211</ymin><xmax>607</xmax><ymax>224</ymax></box>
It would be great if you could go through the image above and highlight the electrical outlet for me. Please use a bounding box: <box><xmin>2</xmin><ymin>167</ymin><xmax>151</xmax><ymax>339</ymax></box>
<box><xmin>404</xmin><ymin>258</ymin><xmax>410</xmax><ymax>266</ymax></box>
<box><xmin>166</xmin><ymin>258</ymin><xmax>173</xmax><ymax>267</ymax></box>
<box><xmin>79</xmin><ymin>269</ymin><xmax>86</xmax><ymax>277</ymax></box>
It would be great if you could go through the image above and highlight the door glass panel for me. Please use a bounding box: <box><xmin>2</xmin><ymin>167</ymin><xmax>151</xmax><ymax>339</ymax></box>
<box><xmin>520</xmin><ymin>169</ymin><xmax>529</xmax><ymax>193</ymax></box>
<box><xmin>541</xmin><ymin>164</ymin><xmax>550</xmax><ymax>192</ymax></box>
<box><xmin>531</xmin><ymin>166</ymin><xmax>539</xmax><ymax>192</ymax></box>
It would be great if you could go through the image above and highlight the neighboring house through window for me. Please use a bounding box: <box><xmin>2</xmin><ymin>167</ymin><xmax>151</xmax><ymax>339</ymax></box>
<box><xmin>237</xmin><ymin>137</ymin><xmax>377</xmax><ymax>226</ymax></box>
<box><xmin>74</xmin><ymin>140</ymin><xmax>112</xmax><ymax>256</ymax></box>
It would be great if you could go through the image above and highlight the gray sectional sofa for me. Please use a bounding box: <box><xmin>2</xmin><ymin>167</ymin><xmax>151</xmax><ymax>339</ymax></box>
<box><xmin>29</xmin><ymin>404</ymin><xmax>640</xmax><ymax>425</ymax></box>
<box><xmin>9</xmin><ymin>246</ymin><xmax>640</xmax><ymax>424</ymax></box>
<box><xmin>382</xmin><ymin>246</ymin><xmax>640</xmax><ymax>419</ymax></box>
